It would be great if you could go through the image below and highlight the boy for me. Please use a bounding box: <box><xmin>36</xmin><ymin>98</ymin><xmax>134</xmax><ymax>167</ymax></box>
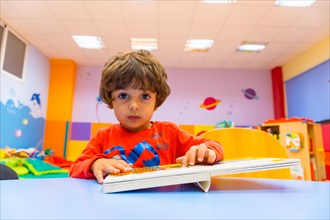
<box><xmin>69</xmin><ymin>50</ymin><xmax>224</xmax><ymax>184</ymax></box>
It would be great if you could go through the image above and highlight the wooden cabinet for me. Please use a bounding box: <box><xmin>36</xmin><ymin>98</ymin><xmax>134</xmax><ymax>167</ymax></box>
<box><xmin>259</xmin><ymin>122</ymin><xmax>326</xmax><ymax>181</ymax></box>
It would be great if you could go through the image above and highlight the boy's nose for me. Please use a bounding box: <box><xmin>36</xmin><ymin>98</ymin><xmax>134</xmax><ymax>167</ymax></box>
<box><xmin>129</xmin><ymin>101</ymin><xmax>140</xmax><ymax>110</ymax></box>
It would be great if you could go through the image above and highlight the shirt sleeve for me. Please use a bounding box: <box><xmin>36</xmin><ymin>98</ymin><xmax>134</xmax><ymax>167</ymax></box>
<box><xmin>69</xmin><ymin>129</ymin><xmax>109</xmax><ymax>179</ymax></box>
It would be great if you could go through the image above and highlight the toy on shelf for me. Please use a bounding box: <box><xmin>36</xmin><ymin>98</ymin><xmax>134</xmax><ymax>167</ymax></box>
<box><xmin>286</xmin><ymin>133</ymin><xmax>304</xmax><ymax>152</ymax></box>
<box><xmin>215</xmin><ymin>120</ymin><xmax>234</xmax><ymax>128</ymax></box>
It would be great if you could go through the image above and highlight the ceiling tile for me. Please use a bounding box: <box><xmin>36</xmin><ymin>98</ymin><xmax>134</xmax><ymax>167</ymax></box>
<box><xmin>94</xmin><ymin>21</ymin><xmax>128</xmax><ymax>38</ymax></box>
<box><xmin>158</xmin><ymin>38</ymin><xmax>186</xmax><ymax>52</ymax></box>
<box><xmin>6</xmin><ymin>1</ymin><xmax>55</xmax><ymax>19</ymax></box>
<box><xmin>102</xmin><ymin>37</ymin><xmax>131</xmax><ymax>54</ymax></box>
<box><xmin>1</xmin><ymin>0</ymin><xmax>328</xmax><ymax>70</ymax></box>
<box><xmin>126</xmin><ymin>22</ymin><xmax>157</xmax><ymax>38</ymax></box>
<box><xmin>187</xmin><ymin>24</ymin><xmax>221</xmax><ymax>39</ymax></box>
<box><xmin>46</xmin><ymin>35</ymin><xmax>77</xmax><ymax>48</ymax></box>
<box><xmin>216</xmin><ymin>26</ymin><xmax>252</xmax><ymax>41</ymax></box>
<box><xmin>61</xmin><ymin>20</ymin><xmax>97</xmax><ymax>35</ymax></box>
<box><xmin>29</xmin><ymin>19</ymin><xmax>68</xmax><ymax>35</ymax></box>
<box><xmin>273</xmin><ymin>27</ymin><xmax>315</xmax><ymax>42</ymax></box>
<box><xmin>46</xmin><ymin>1</ymin><xmax>90</xmax><ymax>20</ymax></box>
<box><xmin>158</xmin><ymin>23</ymin><xmax>190</xmax><ymax>39</ymax></box>
<box><xmin>225</xmin><ymin>5</ymin><xmax>270</xmax><ymax>26</ymax></box>
<box><xmin>38</xmin><ymin>46</ymin><xmax>63</xmax><ymax>58</ymax></box>
<box><xmin>291</xmin><ymin>8</ymin><xmax>330</xmax><ymax>28</ymax></box>
<box><xmin>1</xmin><ymin>1</ymin><xmax>22</xmax><ymax>19</ymax></box>
<box><xmin>24</xmin><ymin>34</ymin><xmax>52</xmax><ymax>47</ymax></box>
<box><xmin>258</xmin><ymin>7</ymin><xmax>305</xmax><ymax>27</ymax></box>
<box><xmin>158</xmin><ymin>50</ymin><xmax>183</xmax><ymax>61</ymax></box>
<box><xmin>83</xmin><ymin>1</ymin><xmax>124</xmax><ymax>21</ymax></box>
<box><xmin>263</xmin><ymin>42</ymin><xmax>295</xmax><ymax>54</ymax></box>
<box><xmin>2</xmin><ymin>18</ymin><xmax>38</xmax><ymax>35</ymax></box>
<box><xmin>192</xmin><ymin>3</ymin><xmax>233</xmax><ymax>25</ymax></box>
<box><xmin>246</xmin><ymin>26</ymin><xmax>283</xmax><ymax>42</ymax></box>
<box><xmin>159</xmin><ymin>1</ymin><xmax>197</xmax><ymax>23</ymax></box>
<box><xmin>121</xmin><ymin>0</ymin><xmax>158</xmax><ymax>22</ymax></box>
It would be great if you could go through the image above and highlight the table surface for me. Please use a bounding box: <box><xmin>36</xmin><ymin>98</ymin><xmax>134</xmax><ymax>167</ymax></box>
<box><xmin>1</xmin><ymin>177</ymin><xmax>329</xmax><ymax>220</ymax></box>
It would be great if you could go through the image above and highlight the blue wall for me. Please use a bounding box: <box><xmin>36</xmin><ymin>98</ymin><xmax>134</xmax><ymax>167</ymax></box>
<box><xmin>285</xmin><ymin>60</ymin><xmax>330</xmax><ymax>122</ymax></box>
<box><xmin>0</xmin><ymin>45</ymin><xmax>50</xmax><ymax>150</ymax></box>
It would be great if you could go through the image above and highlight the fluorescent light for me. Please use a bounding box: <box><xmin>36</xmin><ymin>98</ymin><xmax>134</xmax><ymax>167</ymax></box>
<box><xmin>237</xmin><ymin>41</ymin><xmax>268</xmax><ymax>52</ymax></box>
<box><xmin>185</xmin><ymin>39</ymin><xmax>214</xmax><ymax>52</ymax></box>
<box><xmin>275</xmin><ymin>0</ymin><xmax>315</xmax><ymax>7</ymax></box>
<box><xmin>131</xmin><ymin>38</ymin><xmax>157</xmax><ymax>51</ymax></box>
<box><xmin>202</xmin><ymin>0</ymin><xmax>236</xmax><ymax>4</ymax></box>
<box><xmin>72</xmin><ymin>35</ymin><xmax>105</xmax><ymax>49</ymax></box>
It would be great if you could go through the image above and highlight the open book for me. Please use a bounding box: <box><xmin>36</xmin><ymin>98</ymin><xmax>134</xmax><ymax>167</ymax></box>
<box><xmin>103</xmin><ymin>158</ymin><xmax>301</xmax><ymax>193</ymax></box>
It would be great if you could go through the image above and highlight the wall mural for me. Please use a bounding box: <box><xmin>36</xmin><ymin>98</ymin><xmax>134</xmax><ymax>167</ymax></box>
<box><xmin>95</xmin><ymin>96</ymin><xmax>103</xmax><ymax>122</ymax></box>
<box><xmin>30</xmin><ymin>93</ymin><xmax>42</xmax><ymax>117</ymax></box>
<box><xmin>241</xmin><ymin>88</ymin><xmax>259</xmax><ymax>100</ymax></box>
<box><xmin>0</xmin><ymin>96</ymin><xmax>45</xmax><ymax>150</ymax></box>
<box><xmin>199</xmin><ymin>97</ymin><xmax>221</xmax><ymax>110</ymax></box>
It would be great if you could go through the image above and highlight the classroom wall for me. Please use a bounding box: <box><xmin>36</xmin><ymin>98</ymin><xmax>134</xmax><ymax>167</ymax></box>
<box><xmin>285</xmin><ymin>60</ymin><xmax>330</xmax><ymax>121</ymax></box>
<box><xmin>282</xmin><ymin>36</ymin><xmax>330</xmax><ymax>81</ymax></box>
<box><xmin>1</xmin><ymin>31</ymin><xmax>328</xmax><ymax>153</ymax></box>
<box><xmin>282</xmin><ymin>36</ymin><xmax>330</xmax><ymax>122</ymax></box>
<box><xmin>71</xmin><ymin>66</ymin><xmax>274</xmax><ymax>126</ymax></box>
<box><xmin>0</xmin><ymin>45</ymin><xmax>50</xmax><ymax>150</ymax></box>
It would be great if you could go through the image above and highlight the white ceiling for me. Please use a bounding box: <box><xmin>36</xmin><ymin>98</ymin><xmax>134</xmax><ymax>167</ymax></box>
<box><xmin>1</xmin><ymin>0</ymin><xmax>329</xmax><ymax>70</ymax></box>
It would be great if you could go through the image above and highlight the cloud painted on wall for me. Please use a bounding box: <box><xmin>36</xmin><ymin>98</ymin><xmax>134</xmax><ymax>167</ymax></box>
<box><xmin>1</xmin><ymin>100</ymin><xmax>45</xmax><ymax>150</ymax></box>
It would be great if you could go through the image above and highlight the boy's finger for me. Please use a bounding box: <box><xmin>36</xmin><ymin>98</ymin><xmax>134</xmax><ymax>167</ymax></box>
<box><xmin>197</xmin><ymin>147</ymin><xmax>206</xmax><ymax>162</ymax></box>
<box><xmin>175</xmin><ymin>156</ymin><xmax>183</xmax><ymax>163</ymax></box>
<box><xmin>94</xmin><ymin>170</ymin><xmax>104</xmax><ymax>184</ymax></box>
<box><xmin>188</xmin><ymin>148</ymin><xmax>197</xmax><ymax>166</ymax></box>
<box><xmin>176</xmin><ymin>156</ymin><xmax>188</xmax><ymax>167</ymax></box>
<box><xmin>207</xmin><ymin>151</ymin><xmax>217</xmax><ymax>164</ymax></box>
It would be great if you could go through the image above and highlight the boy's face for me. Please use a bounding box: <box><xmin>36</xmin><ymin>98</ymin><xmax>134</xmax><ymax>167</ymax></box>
<box><xmin>111</xmin><ymin>88</ymin><xmax>156</xmax><ymax>132</ymax></box>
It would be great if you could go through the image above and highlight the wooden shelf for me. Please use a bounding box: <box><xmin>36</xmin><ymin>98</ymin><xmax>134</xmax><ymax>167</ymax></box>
<box><xmin>259</xmin><ymin>122</ymin><xmax>326</xmax><ymax>181</ymax></box>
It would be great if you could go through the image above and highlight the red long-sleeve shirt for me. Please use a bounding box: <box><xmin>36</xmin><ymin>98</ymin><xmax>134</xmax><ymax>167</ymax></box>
<box><xmin>69</xmin><ymin>121</ymin><xmax>224</xmax><ymax>179</ymax></box>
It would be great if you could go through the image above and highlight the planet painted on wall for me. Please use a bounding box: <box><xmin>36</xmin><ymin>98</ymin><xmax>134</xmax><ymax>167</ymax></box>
<box><xmin>200</xmin><ymin>97</ymin><xmax>221</xmax><ymax>110</ymax></box>
<box><xmin>241</xmin><ymin>88</ymin><xmax>259</xmax><ymax>100</ymax></box>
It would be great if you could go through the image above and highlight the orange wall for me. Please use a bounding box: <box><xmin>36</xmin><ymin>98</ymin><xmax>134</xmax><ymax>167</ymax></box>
<box><xmin>44</xmin><ymin>60</ymin><xmax>76</xmax><ymax>156</ymax></box>
<box><xmin>46</xmin><ymin>59</ymin><xmax>77</xmax><ymax>121</ymax></box>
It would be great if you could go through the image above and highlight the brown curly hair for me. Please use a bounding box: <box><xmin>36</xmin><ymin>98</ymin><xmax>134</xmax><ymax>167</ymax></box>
<box><xmin>99</xmin><ymin>50</ymin><xmax>171</xmax><ymax>109</ymax></box>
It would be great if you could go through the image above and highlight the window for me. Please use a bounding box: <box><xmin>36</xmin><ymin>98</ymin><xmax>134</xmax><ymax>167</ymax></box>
<box><xmin>0</xmin><ymin>24</ymin><xmax>4</xmax><ymax>48</ymax></box>
<box><xmin>0</xmin><ymin>25</ymin><xmax>27</xmax><ymax>82</ymax></box>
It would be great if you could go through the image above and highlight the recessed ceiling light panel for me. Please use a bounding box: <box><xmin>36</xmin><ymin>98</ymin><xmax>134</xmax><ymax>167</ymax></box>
<box><xmin>202</xmin><ymin>0</ymin><xmax>237</xmax><ymax>4</ymax></box>
<box><xmin>237</xmin><ymin>41</ymin><xmax>268</xmax><ymax>52</ymax></box>
<box><xmin>185</xmin><ymin>39</ymin><xmax>214</xmax><ymax>52</ymax></box>
<box><xmin>72</xmin><ymin>35</ymin><xmax>105</xmax><ymax>49</ymax></box>
<box><xmin>131</xmin><ymin>38</ymin><xmax>158</xmax><ymax>51</ymax></box>
<box><xmin>275</xmin><ymin>0</ymin><xmax>315</xmax><ymax>7</ymax></box>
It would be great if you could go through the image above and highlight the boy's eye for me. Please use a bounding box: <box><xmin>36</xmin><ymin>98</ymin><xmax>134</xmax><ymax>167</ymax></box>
<box><xmin>118</xmin><ymin>93</ymin><xmax>128</xmax><ymax>100</ymax></box>
<box><xmin>141</xmin><ymin>94</ymin><xmax>151</xmax><ymax>100</ymax></box>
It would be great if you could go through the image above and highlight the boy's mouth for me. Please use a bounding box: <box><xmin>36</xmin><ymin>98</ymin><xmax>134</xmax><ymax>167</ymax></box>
<box><xmin>128</xmin><ymin>115</ymin><xmax>141</xmax><ymax>120</ymax></box>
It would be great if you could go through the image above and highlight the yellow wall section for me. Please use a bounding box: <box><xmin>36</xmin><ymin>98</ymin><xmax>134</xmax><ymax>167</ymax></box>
<box><xmin>66</xmin><ymin>140</ymin><xmax>88</xmax><ymax>162</ymax></box>
<box><xmin>91</xmin><ymin>123</ymin><xmax>113</xmax><ymax>137</ymax></box>
<box><xmin>46</xmin><ymin>59</ymin><xmax>77</xmax><ymax>121</ymax></box>
<box><xmin>194</xmin><ymin>125</ymin><xmax>216</xmax><ymax>136</ymax></box>
<box><xmin>282</xmin><ymin>36</ymin><xmax>330</xmax><ymax>81</ymax></box>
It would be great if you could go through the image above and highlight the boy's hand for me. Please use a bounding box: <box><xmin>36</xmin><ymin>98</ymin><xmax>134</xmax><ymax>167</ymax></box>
<box><xmin>91</xmin><ymin>158</ymin><xmax>132</xmax><ymax>184</ymax></box>
<box><xmin>176</xmin><ymin>144</ymin><xmax>217</xmax><ymax>167</ymax></box>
